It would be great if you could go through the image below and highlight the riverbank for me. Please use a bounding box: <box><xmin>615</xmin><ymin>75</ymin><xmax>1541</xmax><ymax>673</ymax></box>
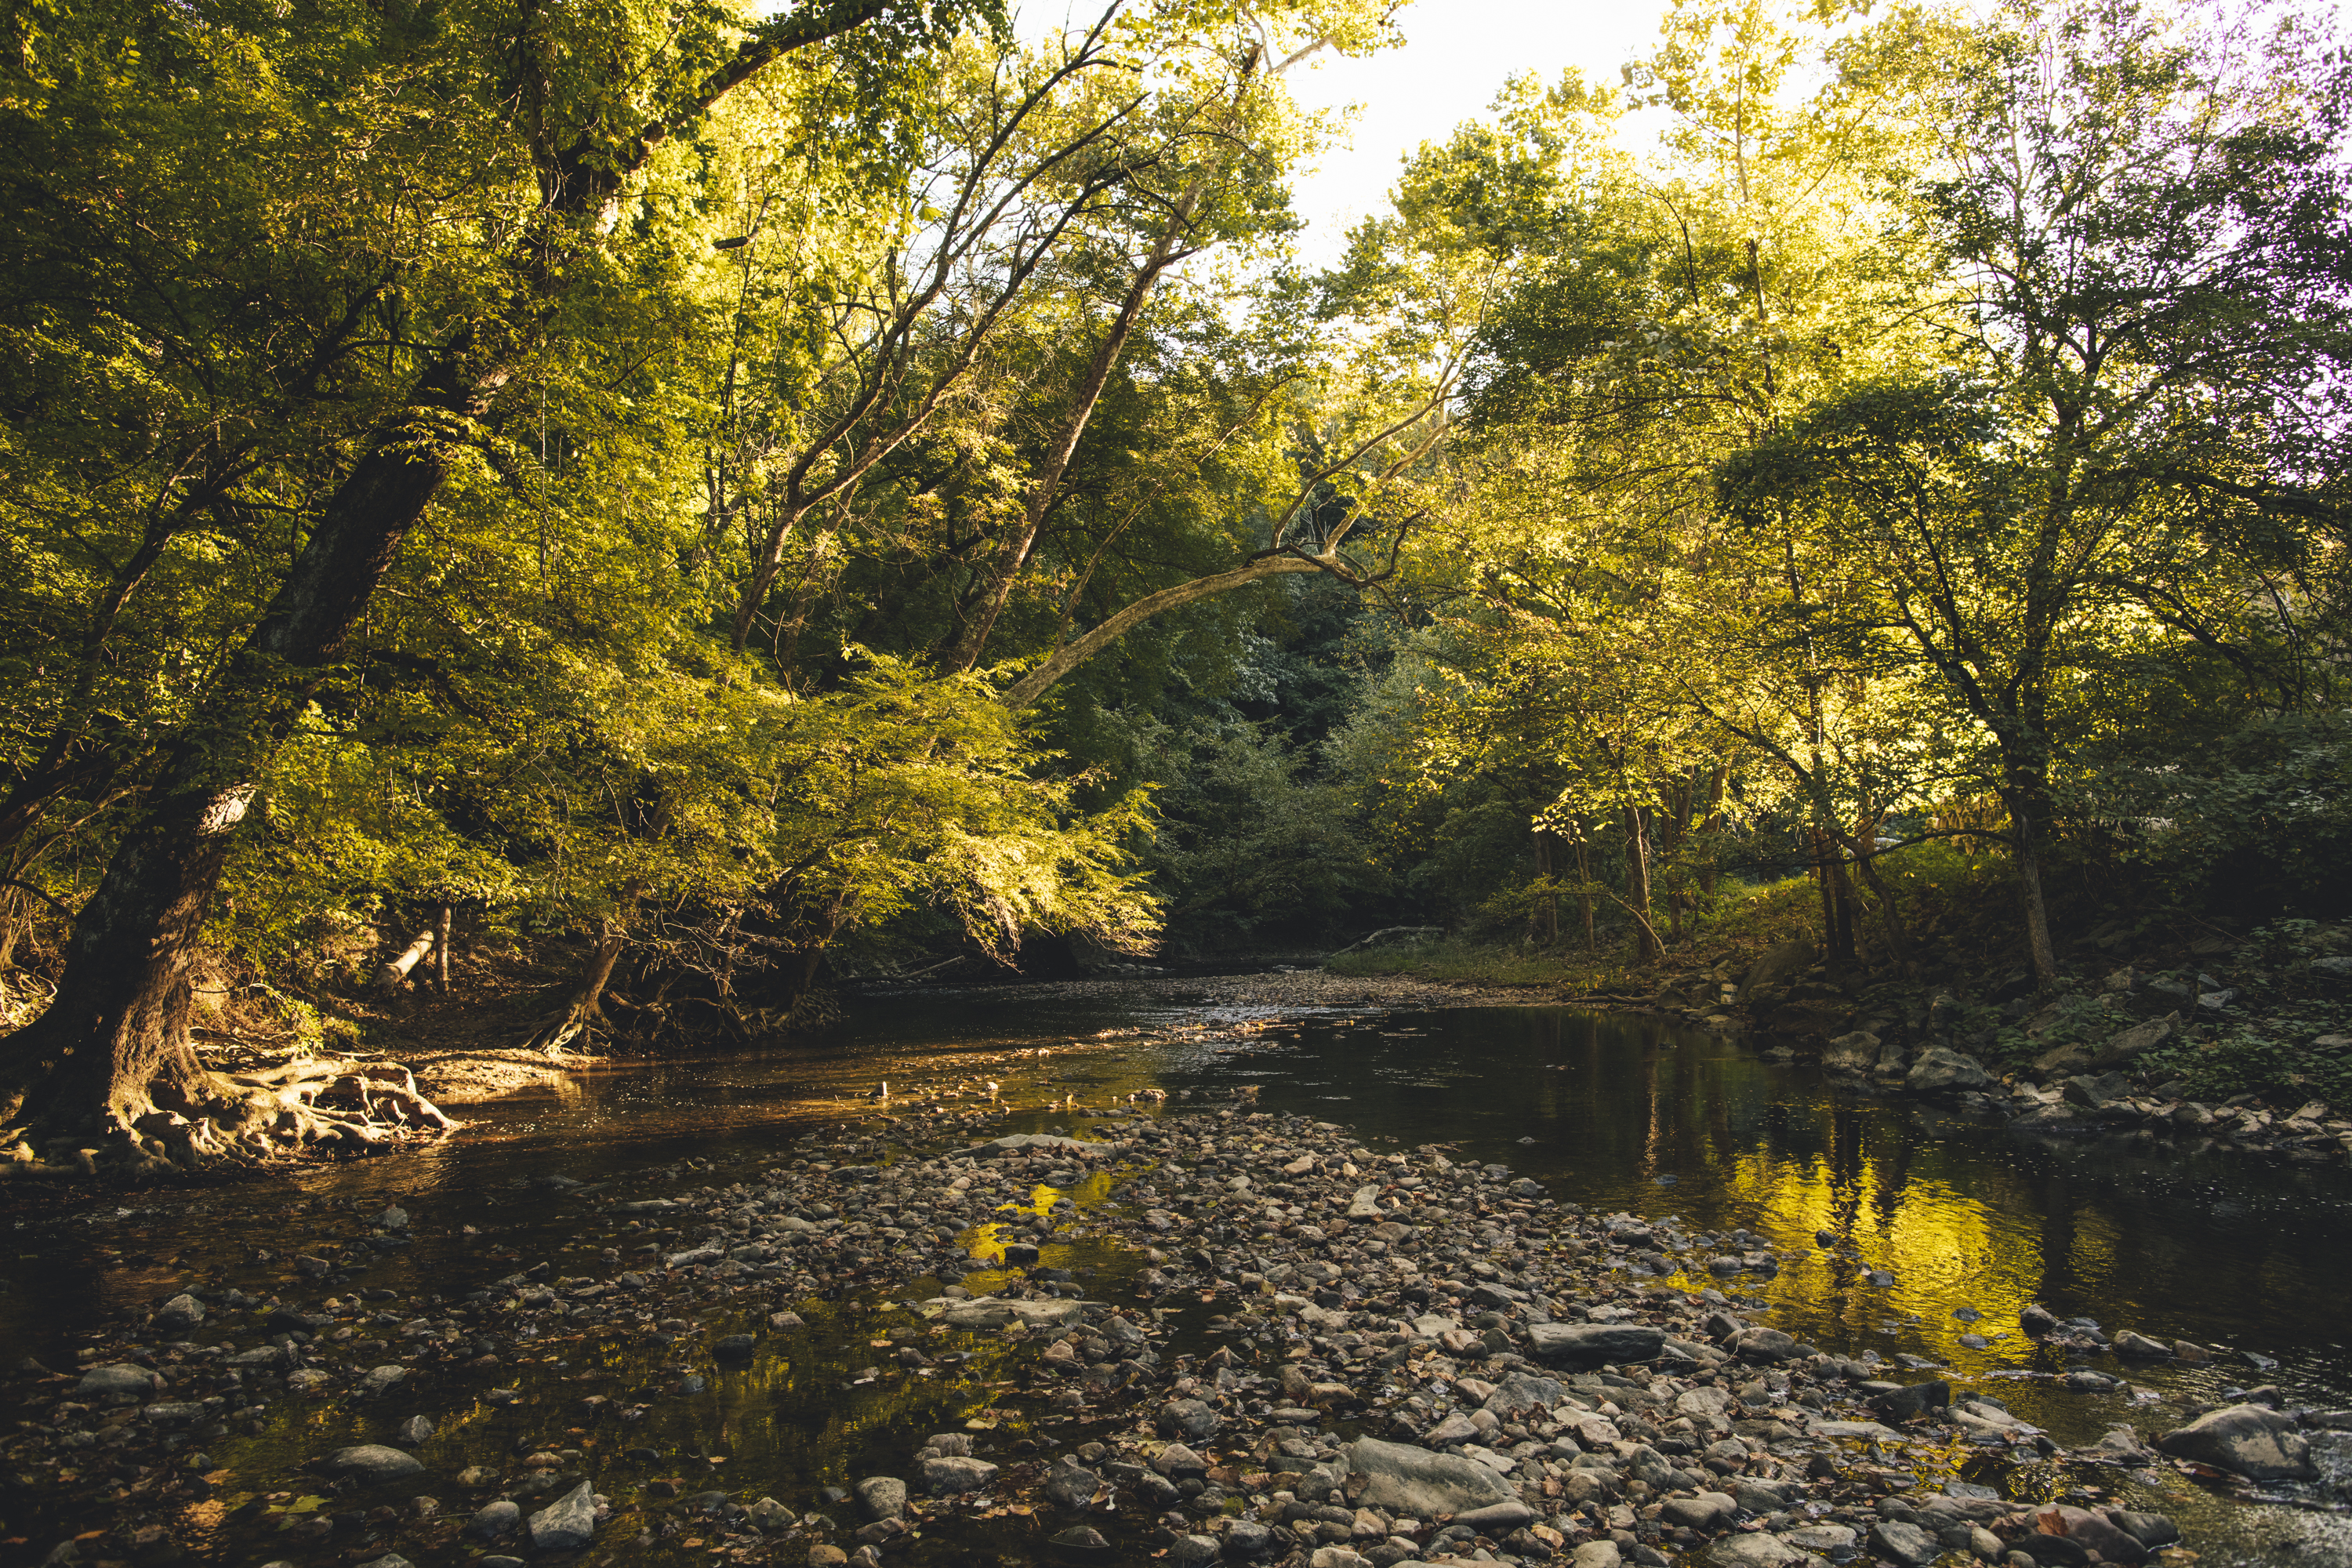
<box><xmin>1323</xmin><ymin>913</ymin><xmax>2352</xmax><ymax>1176</ymax></box>
<box><xmin>8</xmin><ymin>1051</ymin><xmax>2345</xmax><ymax>1568</ymax></box>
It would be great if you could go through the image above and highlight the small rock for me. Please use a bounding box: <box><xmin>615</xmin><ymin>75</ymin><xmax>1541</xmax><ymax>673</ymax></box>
<box><xmin>1867</xmin><ymin>1381</ymin><xmax>1950</xmax><ymax>1422</ymax></box>
<box><xmin>1702</xmin><ymin>1534</ymin><xmax>1808</xmax><ymax>1568</ymax></box>
<box><xmin>152</xmin><ymin>1294</ymin><xmax>205</xmax><ymax>1334</ymax></box>
<box><xmin>855</xmin><ymin>1475</ymin><xmax>906</xmax><ymax>1521</ymax></box>
<box><xmin>395</xmin><ymin>1414</ymin><xmax>434</xmax><ymax>1446</ymax></box>
<box><xmin>470</xmin><ymin>1500</ymin><xmax>521</xmax><ymax>1540</ymax></box>
<box><xmin>527</xmin><ymin>1480</ymin><xmax>597</xmax><ymax>1550</ymax></box>
<box><xmin>321</xmin><ymin>1445</ymin><xmax>425</xmax><ymax>1482</ymax></box>
<box><xmin>1040</xmin><ymin>1460</ymin><xmax>1100</xmax><ymax>1508</ymax></box>
<box><xmin>1155</xmin><ymin>1397</ymin><xmax>1220</xmax><ymax>1440</ymax></box>
<box><xmin>1662</xmin><ymin>1492</ymin><xmax>1737</xmax><ymax>1530</ymax></box>
<box><xmin>916</xmin><ymin>1455</ymin><xmax>998</xmax><ymax>1495</ymax></box>
<box><xmin>357</xmin><ymin>1364</ymin><xmax>408</xmax><ymax>1399</ymax></box>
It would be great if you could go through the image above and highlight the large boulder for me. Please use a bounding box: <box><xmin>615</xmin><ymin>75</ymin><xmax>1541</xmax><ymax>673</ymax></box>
<box><xmin>1906</xmin><ymin>1047</ymin><xmax>1993</xmax><ymax>1095</ymax></box>
<box><xmin>2063</xmin><ymin>1072</ymin><xmax>2131</xmax><ymax>1110</ymax></box>
<box><xmin>2154</xmin><ymin>1404</ymin><xmax>2316</xmax><ymax>1480</ymax></box>
<box><xmin>1820</xmin><ymin>1032</ymin><xmax>1879</xmax><ymax>1073</ymax></box>
<box><xmin>1526</xmin><ymin>1322</ymin><xmax>1664</xmax><ymax>1367</ymax></box>
<box><xmin>1345</xmin><ymin>1436</ymin><xmax>1514</xmax><ymax>1515</ymax></box>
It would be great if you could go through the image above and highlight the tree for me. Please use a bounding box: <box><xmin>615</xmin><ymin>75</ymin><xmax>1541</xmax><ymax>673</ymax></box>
<box><xmin>1723</xmin><ymin>0</ymin><xmax>2352</xmax><ymax>981</ymax></box>
<box><xmin>0</xmin><ymin>0</ymin><xmax>982</xmax><ymax>1156</ymax></box>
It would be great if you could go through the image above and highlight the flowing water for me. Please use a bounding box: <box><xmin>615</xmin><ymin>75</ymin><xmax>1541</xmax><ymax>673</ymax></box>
<box><xmin>5</xmin><ymin>984</ymin><xmax>2350</xmax><ymax>1566</ymax></box>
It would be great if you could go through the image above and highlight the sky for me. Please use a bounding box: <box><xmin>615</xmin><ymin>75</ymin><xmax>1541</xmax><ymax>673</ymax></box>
<box><xmin>1017</xmin><ymin>0</ymin><xmax>1674</xmax><ymax>267</ymax></box>
<box><xmin>1277</xmin><ymin>0</ymin><xmax>1671</xmax><ymax>264</ymax></box>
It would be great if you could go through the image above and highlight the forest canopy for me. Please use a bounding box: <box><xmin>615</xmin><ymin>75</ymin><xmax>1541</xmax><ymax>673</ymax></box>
<box><xmin>1</xmin><ymin>0</ymin><xmax>2347</xmax><ymax>1156</ymax></box>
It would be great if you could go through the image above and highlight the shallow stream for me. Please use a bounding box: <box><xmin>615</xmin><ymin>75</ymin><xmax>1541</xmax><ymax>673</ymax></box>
<box><xmin>5</xmin><ymin>985</ymin><xmax>2349</xmax><ymax>1566</ymax></box>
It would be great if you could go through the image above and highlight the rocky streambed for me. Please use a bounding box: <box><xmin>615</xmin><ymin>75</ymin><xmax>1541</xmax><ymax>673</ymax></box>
<box><xmin>7</xmin><ymin>1068</ymin><xmax>2349</xmax><ymax>1568</ymax></box>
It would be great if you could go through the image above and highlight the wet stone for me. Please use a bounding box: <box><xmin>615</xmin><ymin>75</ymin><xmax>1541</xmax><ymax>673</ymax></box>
<box><xmin>320</xmin><ymin>1444</ymin><xmax>425</xmax><ymax>1482</ymax></box>
<box><xmin>854</xmin><ymin>1475</ymin><xmax>906</xmax><ymax>1521</ymax></box>
<box><xmin>2155</xmin><ymin>1403</ymin><xmax>2317</xmax><ymax>1480</ymax></box>
<box><xmin>916</xmin><ymin>1455</ymin><xmax>998</xmax><ymax>1495</ymax></box>
<box><xmin>470</xmin><ymin>1500</ymin><xmax>521</xmax><ymax>1541</ymax></box>
<box><xmin>527</xmin><ymin>1480</ymin><xmax>597</xmax><ymax>1550</ymax></box>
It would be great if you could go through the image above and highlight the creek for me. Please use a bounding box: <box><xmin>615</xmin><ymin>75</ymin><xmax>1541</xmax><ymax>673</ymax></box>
<box><xmin>3</xmin><ymin>983</ymin><xmax>2348</xmax><ymax>1567</ymax></box>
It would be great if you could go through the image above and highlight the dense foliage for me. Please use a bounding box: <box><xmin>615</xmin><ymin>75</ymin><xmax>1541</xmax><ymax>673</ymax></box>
<box><xmin>0</xmin><ymin>0</ymin><xmax>2347</xmax><ymax>1122</ymax></box>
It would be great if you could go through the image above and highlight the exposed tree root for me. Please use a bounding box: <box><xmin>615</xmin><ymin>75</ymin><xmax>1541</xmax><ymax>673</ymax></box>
<box><xmin>0</xmin><ymin>1054</ymin><xmax>459</xmax><ymax>1182</ymax></box>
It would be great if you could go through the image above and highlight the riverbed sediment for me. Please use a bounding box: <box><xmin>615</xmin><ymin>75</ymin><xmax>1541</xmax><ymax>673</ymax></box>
<box><xmin>8</xmin><ymin>1059</ymin><xmax>2343</xmax><ymax>1568</ymax></box>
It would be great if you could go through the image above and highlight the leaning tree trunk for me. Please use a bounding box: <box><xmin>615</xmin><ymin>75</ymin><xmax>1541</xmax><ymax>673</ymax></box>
<box><xmin>0</xmin><ymin>353</ymin><xmax>497</xmax><ymax>1151</ymax></box>
<box><xmin>521</xmin><ymin>881</ymin><xmax>644</xmax><ymax>1055</ymax></box>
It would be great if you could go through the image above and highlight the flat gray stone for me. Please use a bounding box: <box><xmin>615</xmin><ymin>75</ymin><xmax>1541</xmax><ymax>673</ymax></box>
<box><xmin>321</xmin><ymin>1444</ymin><xmax>425</xmax><ymax>1482</ymax></box>
<box><xmin>1662</xmin><ymin>1490</ymin><xmax>1737</xmax><ymax>1530</ymax></box>
<box><xmin>967</xmin><ymin>1133</ymin><xmax>1112</xmax><ymax>1156</ymax></box>
<box><xmin>917</xmin><ymin>1455</ymin><xmax>999</xmax><ymax>1495</ymax></box>
<box><xmin>1345</xmin><ymin>1436</ymin><xmax>1513</xmax><ymax>1515</ymax></box>
<box><xmin>2156</xmin><ymin>1403</ymin><xmax>2316</xmax><ymax>1480</ymax></box>
<box><xmin>77</xmin><ymin>1363</ymin><xmax>161</xmax><ymax>1398</ymax></box>
<box><xmin>1704</xmin><ymin>1535</ymin><xmax>1818</xmax><ymax>1568</ymax></box>
<box><xmin>1526</xmin><ymin>1321</ymin><xmax>1664</xmax><ymax>1366</ymax></box>
<box><xmin>1867</xmin><ymin>1519</ymin><xmax>1939</xmax><ymax>1566</ymax></box>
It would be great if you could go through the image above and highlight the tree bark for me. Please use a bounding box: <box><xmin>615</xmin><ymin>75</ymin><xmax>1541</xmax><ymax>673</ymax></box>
<box><xmin>997</xmin><ymin>554</ymin><xmax>1335</xmax><ymax>709</ymax></box>
<box><xmin>0</xmin><ymin>2</ymin><xmax>890</xmax><ymax>1150</ymax></box>
<box><xmin>434</xmin><ymin>902</ymin><xmax>453</xmax><ymax>994</ymax></box>
<box><xmin>0</xmin><ymin>362</ymin><xmax>490</xmax><ymax>1139</ymax></box>
<box><xmin>1624</xmin><ymin>805</ymin><xmax>1659</xmax><ymax>963</ymax></box>
<box><xmin>521</xmin><ymin>881</ymin><xmax>644</xmax><ymax>1054</ymax></box>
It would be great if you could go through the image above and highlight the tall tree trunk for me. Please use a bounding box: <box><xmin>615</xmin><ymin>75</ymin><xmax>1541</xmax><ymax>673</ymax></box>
<box><xmin>0</xmin><ymin>352</ymin><xmax>503</xmax><ymax>1142</ymax></box>
<box><xmin>2004</xmin><ymin>766</ymin><xmax>2061</xmax><ymax>984</ymax></box>
<box><xmin>1573</xmin><ymin>829</ymin><xmax>1596</xmax><ymax>953</ymax></box>
<box><xmin>1532</xmin><ymin>827</ymin><xmax>1561</xmax><ymax>946</ymax></box>
<box><xmin>434</xmin><ymin>902</ymin><xmax>453</xmax><ymax>994</ymax></box>
<box><xmin>0</xmin><ymin>0</ymin><xmax>888</xmax><ymax>1149</ymax></box>
<box><xmin>1623</xmin><ymin>805</ymin><xmax>1659</xmax><ymax>963</ymax></box>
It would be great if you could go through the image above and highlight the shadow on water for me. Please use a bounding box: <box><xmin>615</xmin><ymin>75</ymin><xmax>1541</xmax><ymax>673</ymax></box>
<box><xmin>4</xmin><ymin>986</ymin><xmax>2349</xmax><ymax>1566</ymax></box>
